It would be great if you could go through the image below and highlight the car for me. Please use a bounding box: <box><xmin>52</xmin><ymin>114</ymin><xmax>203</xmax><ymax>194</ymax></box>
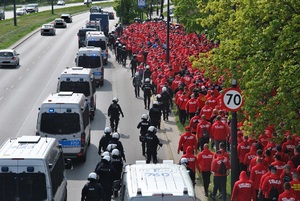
<box><xmin>53</xmin><ymin>18</ymin><xmax>67</xmax><ymax>28</ymax></box>
<box><xmin>16</xmin><ymin>8</ymin><xmax>27</xmax><ymax>16</ymax></box>
<box><xmin>108</xmin><ymin>11</ymin><xmax>114</xmax><ymax>19</ymax></box>
<box><xmin>90</xmin><ymin>6</ymin><xmax>100</xmax><ymax>13</ymax></box>
<box><xmin>41</xmin><ymin>24</ymin><xmax>56</xmax><ymax>36</ymax></box>
<box><xmin>25</xmin><ymin>4</ymin><xmax>38</xmax><ymax>13</ymax></box>
<box><xmin>0</xmin><ymin>9</ymin><xmax>5</xmax><ymax>20</ymax></box>
<box><xmin>57</xmin><ymin>0</ymin><xmax>65</xmax><ymax>5</ymax></box>
<box><xmin>0</xmin><ymin>49</ymin><xmax>20</xmax><ymax>67</ymax></box>
<box><xmin>61</xmin><ymin>13</ymin><xmax>72</xmax><ymax>23</ymax></box>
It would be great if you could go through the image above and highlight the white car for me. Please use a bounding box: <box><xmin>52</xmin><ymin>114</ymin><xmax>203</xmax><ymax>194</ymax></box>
<box><xmin>57</xmin><ymin>0</ymin><xmax>65</xmax><ymax>6</ymax></box>
<box><xmin>16</xmin><ymin>8</ymin><xmax>27</xmax><ymax>16</ymax></box>
<box><xmin>0</xmin><ymin>49</ymin><xmax>20</xmax><ymax>67</ymax></box>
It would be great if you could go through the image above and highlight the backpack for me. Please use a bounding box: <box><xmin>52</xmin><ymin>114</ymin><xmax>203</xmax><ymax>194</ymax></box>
<box><xmin>202</xmin><ymin>126</ymin><xmax>209</xmax><ymax>138</ymax></box>
<box><xmin>269</xmin><ymin>185</ymin><xmax>279</xmax><ymax>201</ymax></box>
<box><xmin>218</xmin><ymin>161</ymin><xmax>227</xmax><ymax>174</ymax></box>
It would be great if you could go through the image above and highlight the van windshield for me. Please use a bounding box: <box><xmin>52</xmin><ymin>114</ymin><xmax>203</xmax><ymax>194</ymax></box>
<box><xmin>59</xmin><ymin>81</ymin><xmax>91</xmax><ymax>97</ymax></box>
<box><xmin>87</xmin><ymin>40</ymin><xmax>107</xmax><ymax>50</ymax></box>
<box><xmin>78</xmin><ymin>55</ymin><xmax>101</xmax><ymax>68</ymax></box>
<box><xmin>40</xmin><ymin>113</ymin><xmax>80</xmax><ymax>134</ymax></box>
<box><xmin>0</xmin><ymin>172</ymin><xmax>47</xmax><ymax>201</ymax></box>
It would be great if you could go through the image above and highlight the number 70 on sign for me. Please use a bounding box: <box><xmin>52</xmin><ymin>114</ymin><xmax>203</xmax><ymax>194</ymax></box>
<box><xmin>221</xmin><ymin>88</ymin><xmax>244</xmax><ymax>112</ymax></box>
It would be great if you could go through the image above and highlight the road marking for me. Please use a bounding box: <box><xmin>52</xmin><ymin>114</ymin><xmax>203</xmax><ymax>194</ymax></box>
<box><xmin>18</xmin><ymin>76</ymin><xmax>23</xmax><ymax>80</ymax></box>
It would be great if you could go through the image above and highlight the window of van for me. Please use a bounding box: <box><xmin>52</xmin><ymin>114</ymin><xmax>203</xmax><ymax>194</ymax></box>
<box><xmin>87</xmin><ymin>40</ymin><xmax>106</xmax><ymax>50</ymax></box>
<box><xmin>60</xmin><ymin>81</ymin><xmax>91</xmax><ymax>97</ymax></box>
<box><xmin>83</xmin><ymin>105</ymin><xmax>90</xmax><ymax>129</ymax></box>
<box><xmin>78</xmin><ymin>55</ymin><xmax>101</xmax><ymax>68</ymax></box>
<box><xmin>40</xmin><ymin>113</ymin><xmax>80</xmax><ymax>134</ymax></box>
<box><xmin>0</xmin><ymin>172</ymin><xmax>47</xmax><ymax>200</ymax></box>
<box><xmin>50</xmin><ymin>153</ymin><xmax>65</xmax><ymax>197</ymax></box>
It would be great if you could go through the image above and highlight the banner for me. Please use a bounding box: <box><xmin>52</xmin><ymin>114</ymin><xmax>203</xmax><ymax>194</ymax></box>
<box><xmin>138</xmin><ymin>0</ymin><xmax>146</xmax><ymax>8</ymax></box>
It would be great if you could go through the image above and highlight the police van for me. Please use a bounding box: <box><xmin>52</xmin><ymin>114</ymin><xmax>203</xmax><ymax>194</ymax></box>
<box><xmin>0</xmin><ymin>135</ymin><xmax>72</xmax><ymax>201</ymax></box>
<box><xmin>57</xmin><ymin>67</ymin><xmax>97</xmax><ymax>120</ymax></box>
<box><xmin>36</xmin><ymin>92</ymin><xmax>91</xmax><ymax>162</ymax></box>
<box><xmin>85</xmin><ymin>31</ymin><xmax>108</xmax><ymax>65</ymax></box>
<box><xmin>75</xmin><ymin>46</ymin><xmax>104</xmax><ymax>87</ymax></box>
<box><xmin>120</xmin><ymin>160</ymin><xmax>196</xmax><ymax>201</ymax></box>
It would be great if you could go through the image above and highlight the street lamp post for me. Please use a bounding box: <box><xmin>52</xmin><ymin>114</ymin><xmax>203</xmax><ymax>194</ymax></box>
<box><xmin>166</xmin><ymin>0</ymin><xmax>170</xmax><ymax>63</ymax></box>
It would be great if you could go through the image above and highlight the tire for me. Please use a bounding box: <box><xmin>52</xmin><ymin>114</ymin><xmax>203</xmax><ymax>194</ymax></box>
<box><xmin>99</xmin><ymin>80</ymin><xmax>104</xmax><ymax>87</ymax></box>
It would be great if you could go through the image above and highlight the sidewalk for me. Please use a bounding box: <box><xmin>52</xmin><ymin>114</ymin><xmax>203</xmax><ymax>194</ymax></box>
<box><xmin>160</xmin><ymin>113</ymin><xmax>207</xmax><ymax>201</ymax></box>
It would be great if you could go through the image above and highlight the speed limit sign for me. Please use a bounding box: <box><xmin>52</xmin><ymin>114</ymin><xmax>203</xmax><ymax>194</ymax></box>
<box><xmin>221</xmin><ymin>88</ymin><xmax>243</xmax><ymax>112</ymax></box>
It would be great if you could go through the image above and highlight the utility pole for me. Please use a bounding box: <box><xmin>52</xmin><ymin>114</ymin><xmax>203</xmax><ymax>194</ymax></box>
<box><xmin>166</xmin><ymin>0</ymin><xmax>170</xmax><ymax>63</ymax></box>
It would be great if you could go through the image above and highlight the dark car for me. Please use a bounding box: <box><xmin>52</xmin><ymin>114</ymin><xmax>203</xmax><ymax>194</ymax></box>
<box><xmin>61</xmin><ymin>13</ymin><xmax>72</xmax><ymax>23</ymax></box>
<box><xmin>0</xmin><ymin>9</ymin><xmax>5</xmax><ymax>20</ymax></box>
<box><xmin>77</xmin><ymin>27</ymin><xmax>96</xmax><ymax>48</ymax></box>
<box><xmin>108</xmin><ymin>12</ymin><xmax>114</xmax><ymax>20</ymax></box>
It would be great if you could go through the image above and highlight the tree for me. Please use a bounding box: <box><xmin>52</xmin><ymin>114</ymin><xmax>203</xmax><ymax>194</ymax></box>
<box><xmin>113</xmin><ymin>0</ymin><xmax>141</xmax><ymax>25</ymax></box>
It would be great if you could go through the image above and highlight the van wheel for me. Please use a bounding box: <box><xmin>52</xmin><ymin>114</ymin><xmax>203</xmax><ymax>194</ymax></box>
<box><xmin>99</xmin><ymin>81</ymin><xmax>104</xmax><ymax>87</ymax></box>
<box><xmin>64</xmin><ymin>187</ymin><xmax>67</xmax><ymax>201</ymax></box>
<box><xmin>79</xmin><ymin>153</ymin><xmax>87</xmax><ymax>163</ymax></box>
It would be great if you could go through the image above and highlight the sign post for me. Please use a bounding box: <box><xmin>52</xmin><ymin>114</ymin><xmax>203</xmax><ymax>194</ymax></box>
<box><xmin>221</xmin><ymin>86</ymin><xmax>243</xmax><ymax>191</ymax></box>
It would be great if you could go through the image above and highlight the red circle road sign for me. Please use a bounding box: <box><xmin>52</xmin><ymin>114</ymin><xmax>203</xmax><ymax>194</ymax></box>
<box><xmin>221</xmin><ymin>88</ymin><xmax>244</xmax><ymax>112</ymax></box>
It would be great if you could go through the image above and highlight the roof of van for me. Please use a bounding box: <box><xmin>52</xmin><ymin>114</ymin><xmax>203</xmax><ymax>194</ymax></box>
<box><xmin>124</xmin><ymin>160</ymin><xmax>195</xmax><ymax>199</ymax></box>
<box><xmin>42</xmin><ymin>92</ymin><xmax>86</xmax><ymax>105</ymax></box>
<box><xmin>78</xmin><ymin>46</ymin><xmax>102</xmax><ymax>52</ymax></box>
<box><xmin>0</xmin><ymin>136</ymin><xmax>59</xmax><ymax>159</ymax></box>
<box><xmin>61</xmin><ymin>66</ymin><xmax>93</xmax><ymax>76</ymax></box>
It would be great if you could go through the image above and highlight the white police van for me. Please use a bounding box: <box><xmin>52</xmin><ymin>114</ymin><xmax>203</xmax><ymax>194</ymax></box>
<box><xmin>85</xmin><ymin>31</ymin><xmax>108</xmax><ymax>65</ymax></box>
<box><xmin>36</xmin><ymin>92</ymin><xmax>91</xmax><ymax>162</ymax></box>
<box><xmin>75</xmin><ymin>46</ymin><xmax>104</xmax><ymax>87</ymax></box>
<box><xmin>120</xmin><ymin>160</ymin><xmax>196</xmax><ymax>201</ymax></box>
<box><xmin>0</xmin><ymin>135</ymin><xmax>72</xmax><ymax>201</ymax></box>
<box><xmin>57</xmin><ymin>67</ymin><xmax>97</xmax><ymax>120</ymax></box>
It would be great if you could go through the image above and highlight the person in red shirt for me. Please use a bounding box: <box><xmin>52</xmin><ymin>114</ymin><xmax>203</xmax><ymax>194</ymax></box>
<box><xmin>196</xmin><ymin>114</ymin><xmax>211</xmax><ymax>151</ymax></box>
<box><xmin>280</xmin><ymin>164</ymin><xmax>293</xmax><ymax>184</ymax></box>
<box><xmin>176</xmin><ymin>91</ymin><xmax>188</xmax><ymax>125</ymax></box>
<box><xmin>258</xmin><ymin>165</ymin><xmax>273</xmax><ymax>200</ymax></box>
<box><xmin>282</xmin><ymin>135</ymin><xmax>296</xmax><ymax>159</ymax></box>
<box><xmin>271</xmin><ymin>154</ymin><xmax>286</xmax><ymax>176</ymax></box>
<box><xmin>181</xmin><ymin>146</ymin><xmax>200</xmax><ymax>174</ymax></box>
<box><xmin>185</xmin><ymin>94</ymin><xmax>200</xmax><ymax>119</ymax></box>
<box><xmin>200</xmin><ymin>101</ymin><xmax>213</xmax><ymax>121</ymax></box>
<box><xmin>206</xmin><ymin>91</ymin><xmax>218</xmax><ymax>109</ymax></box>
<box><xmin>210</xmin><ymin>150</ymin><xmax>231</xmax><ymax>201</ymax></box>
<box><xmin>211</xmin><ymin>115</ymin><xmax>230</xmax><ymax>151</ymax></box>
<box><xmin>258</xmin><ymin>130</ymin><xmax>270</xmax><ymax>148</ymax></box>
<box><xmin>189</xmin><ymin>111</ymin><xmax>201</xmax><ymax>135</ymax></box>
<box><xmin>237</xmin><ymin>136</ymin><xmax>251</xmax><ymax>172</ymax></box>
<box><xmin>264</xmin><ymin>149</ymin><xmax>275</xmax><ymax>165</ymax></box>
<box><xmin>197</xmin><ymin>92</ymin><xmax>206</xmax><ymax>110</ymax></box>
<box><xmin>177</xmin><ymin>126</ymin><xmax>197</xmax><ymax>154</ymax></box>
<box><xmin>290</xmin><ymin>172</ymin><xmax>300</xmax><ymax>200</ymax></box>
<box><xmin>262</xmin><ymin>167</ymin><xmax>284</xmax><ymax>200</ymax></box>
<box><xmin>275</xmin><ymin>145</ymin><xmax>289</xmax><ymax>163</ymax></box>
<box><xmin>243</xmin><ymin>144</ymin><xmax>257</xmax><ymax>174</ymax></box>
<box><xmin>249</xmin><ymin>149</ymin><xmax>268</xmax><ymax>172</ymax></box>
<box><xmin>250</xmin><ymin>158</ymin><xmax>268</xmax><ymax>197</ymax></box>
<box><xmin>291</xmin><ymin>145</ymin><xmax>300</xmax><ymax>168</ymax></box>
<box><xmin>230</xmin><ymin>171</ymin><xmax>256</xmax><ymax>201</ymax></box>
<box><xmin>197</xmin><ymin>143</ymin><xmax>214</xmax><ymax>197</ymax></box>
<box><xmin>278</xmin><ymin>182</ymin><xmax>297</xmax><ymax>201</ymax></box>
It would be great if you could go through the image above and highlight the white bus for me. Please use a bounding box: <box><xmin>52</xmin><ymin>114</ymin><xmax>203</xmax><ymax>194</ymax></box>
<box><xmin>36</xmin><ymin>92</ymin><xmax>91</xmax><ymax>162</ymax></box>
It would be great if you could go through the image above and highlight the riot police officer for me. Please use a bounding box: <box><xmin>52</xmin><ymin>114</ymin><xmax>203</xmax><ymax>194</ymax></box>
<box><xmin>132</xmin><ymin>72</ymin><xmax>142</xmax><ymax>97</ymax></box>
<box><xmin>81</xmin><ymin>172</ymin><xmax>106</xmax><ymax>201</ymax></box>
<box><xmin>98</xmin><ymin>127</ymin><xmax>112</xmax><ymax>155</ymax></box>
<box><xmin>107</xmin><ymin>132</ymin><xmax>126</xmax><ymax>162</ymax></box>
<box><xmin>108</xmin><ymin>97</ymin><xmax>124</xmax><ymax>132</ymax></box>
<box><xmin>160</xmin><ymin>87</ymin><xmax>172</xmax><ymax>121</ymax></box>
<box><xmin>130</xmin><ymin>54</ymin><xmax>139</xmax><ymax>77</ymax></box>
<box><xmin>141</xmin><ymin>78</ymin><xmax>154</xmax><ymax>109</ymax></box>
<box><xmin>149</xmin><ymin>101</ymin><xmax>162</xmax><ymax>129</ymax></box>
<box><xmin>137</xmin><ymin>114</ymin><xmax>152</xmax><ymax>156</ymax></box>
<box><xmin>110</xmin><ymin>149</ymin><xmax>123</xmax><ymax>198</ymax></box>
<box><xmin>145</xmin><ymin>126</ymin><xmax>162</xmax><ymax>164</ymax></box>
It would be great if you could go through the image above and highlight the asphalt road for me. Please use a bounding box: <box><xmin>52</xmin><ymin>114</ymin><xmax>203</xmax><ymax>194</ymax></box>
<box><xmin>0</xmin><ymin>7</ymin><xmax>178</xmax><ymax>201</ymax></box>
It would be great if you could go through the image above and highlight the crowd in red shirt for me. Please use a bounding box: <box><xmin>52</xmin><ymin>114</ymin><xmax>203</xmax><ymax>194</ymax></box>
<box><xmin>119</xmin><ymin>20</ymin><xmax>300</xmax><ymax>200</ymax></box>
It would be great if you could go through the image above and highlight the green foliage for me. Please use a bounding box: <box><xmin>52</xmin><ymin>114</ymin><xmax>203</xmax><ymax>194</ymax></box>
<box><xmin>190</xmin><ymin>0</ymin><xmax>300</xmax><ymax>138</ymax></box>
<box><xmin>113</xmin><ymin>0</ymin><xmax>141</xmax><ymax>25</ymax></box>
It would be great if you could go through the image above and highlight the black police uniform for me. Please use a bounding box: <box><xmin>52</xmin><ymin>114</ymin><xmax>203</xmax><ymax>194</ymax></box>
<box><xmin>108</xmin><ymin>102</ymin><xmax>124</xmax><ymax>132</ymax></box>
<box><xmin>107</xmin><ymin>138</ymin><xmax>126</xmax><ymax>162</ymax></box>
<box><xmin>160</xmin><ymin>90</ymin><xmax>172</xmax><ymax>121</ymax></box>
<box><xmin>81</xmin><ymin>179</ymin><xmax>106</xmax><ymax>201</ymax></box>
<box><xmin>137</xmin><ymin>119</ymin><xmax>151</xmax><ymax>155</ymax></box>
<box><xmin>143</xmin><ymin>69</ymin><xmax>152</xmax><ymax>81</ymax></box>
<box><xmin>98</xmin><ymin>134</ymin><xmax>112</xmax><ymax>155</ymax></box>
<box><xmin>132</xmin><ymin>75</ymin><xmax>142</xmax><ymax>97</ymax></box>
<box><xmin>130</xmin><ymin>57</ymin><xmax>139</xmax><ymax>77</ymax></box>
<box><xmin>149</xmin><ymin>104</ymin><xmax>162</xmax><ymax>129</ymax></box>
<box><xmin>141</xmin><ymin>82</ymin><xmax>154</xmax><ymax>109</ymax></box>
<box><xmin>145</xmin><ymin>131</ymin><xmax>162</xmax><ymax>164</ymax></box>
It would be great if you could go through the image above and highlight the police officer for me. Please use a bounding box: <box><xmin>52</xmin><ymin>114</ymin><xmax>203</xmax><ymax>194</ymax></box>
<box><xmin>116</xmin><ymin>43</ymin><xmax>122</xmax><ymax>63</ymax></box>
<box><xmin>121</xmin><ymin>45</ymin><xmax>127</xmax><ymax>66</ymax></box>
<box><xmin>107</xmin><ymin>132</ymin><xmax>126</xmax><ymax>162</ymax></box>
<box><xmin>110</xmin><ymin>149</ymin><xmax>123</xmax><ymax>198</ymax></box>
<box><xmin>141</xmin><ymin>78</ymin><xmax>154</xmax><ymax>109</ymax></box>
<box><xmin>149</xmin><ymin>101</ymin><xmax>162</xmax><ymax>129</ymax></box>
<box><xmin>132</xmin><ymin>72</ymin><xmax>142</xmax><ymax>97</ymax></box>
<box><xmin>81</xmin><ymin>172</ymin><xmax>106</xmax><ymax>201</ymax></box>
<box><xmin>108</xmin><ymin>97</ymin><xmax>124</xmax><ymax>132</ymax></box>
<box><xmin>145</xmin><ymin>126</ymin><xmax>162</xmax><ymax>164</ymax></box>
<box><xmin>98</xmin><ymin>127</ymin><xmax>112</xmax><ymax>155</ymax></box>
<box><xmin>143</xmin><ymin>65</ymin><xmax>152</xmax><ymax>82</ymax></box>
<box><xmin>95</xmin><ymin>156</ymin><xmax>117</xmax><ymax>201</ymax></box>
<box><xmin>130</xmin><ymin>54</ymin><xmax>139</xmax><ymax>77</ymax></box>
<box><xmin>160</xmin><ymin>87</ymin><xmax>172</xmax><ymax>121</ymax></box>
<box><xmin>137</xmin><ymin>114</ymin><xmax>152</xmax><ymax>156</ymax></box>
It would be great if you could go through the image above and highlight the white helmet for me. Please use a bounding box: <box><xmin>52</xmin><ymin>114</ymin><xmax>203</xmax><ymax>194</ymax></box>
<box><xmin>156</xmin><ymin>94</ymin><xmax>161</xmax><ymax>99</ymax></box>
<box><xmin>153</xmin><ymin>101</ymin><xmax>159</xmax><ymax>105</ymax></box>
<box><xmin>135</xmin><ymin>72</ymin><xmax>139</xmax><ymax>76</ymax></box>
<box><xmin>112</xmin><ymin>132</ymin><xmax>120</xmax><ymax>139</ymax></box>
<box><xmin>104</xmin><ymin>127</ymin><xmax>112</xmax><ymax>134</ymax></box>
<box><xmin>102</xmin><ymin>155</ymin><xmax>111</xmax><ymax>162</ymax></box>
<box><xmin>162</xmin><ymin>87</ymin><xmax>167</xmax><ymax>92</ymax></box>
<box><xmin>148</xmin><ymin>126</ymin><xmax>157</xmax><ymax>133</ymax></box>
<box><xmin>107</xmin><ymin>144</ymin><xmax>117</xmax><ymax>152</ymax></box>
<box><xmin>141</xmin><ymin>114</ymin><xmax>148</xmax><ymax>120</ymax></box>
<box><xmin>88</xmin><ymin>172</ymin><xmax>97</xmax><ymax>180</ymax></box>
<box><xmin>112</xmin><ymin>97</ymin><xmax>119</xmax><ymax>103</ymax></box>
<box><xmin>111</xmin><ymin>149</ymin><xmax>120</xmax><ymax>156</ymax></box>
<box><xmin>146</xmin><ymin>65</ymin><xmax>150</xmax><ymax>69</ymax></box>
<box><xmin>145</xmin><ymin>78</ymin><xmax>150</xmax><ymax>82</ymax></box>
<box><xmin>101</xmin><ymin>151</ymin><xmax>110</xmax><ymax>157</ymax></box>
<box><xmin>180</xmin><ymin>157</ymin><xmax>188</xmax><ymax>165</ymax></box>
